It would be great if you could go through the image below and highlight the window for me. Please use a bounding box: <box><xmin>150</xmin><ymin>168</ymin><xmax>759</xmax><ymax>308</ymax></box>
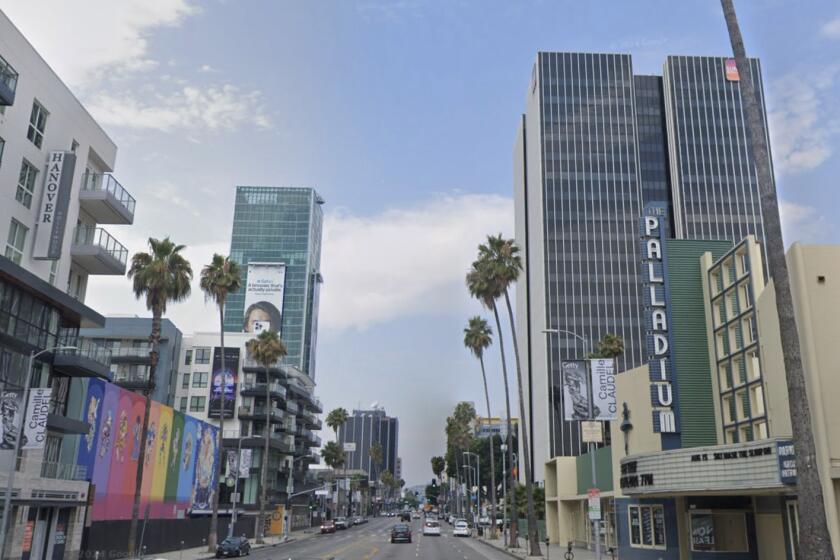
<box><xmin>192</xmin><ymin>372</ymin><xmax>208</xmax><ymax>388</ymax></box>
<box><xmin>629</xmin><ymin>504</ymin><xmax>666</xmax><ymax>549</ymax></box>
<box><xmin>691</xmin><ymin>512</ymin><xmax>748</xmax><ymax>552</ymax></box>
<box><xmin>179</xmin><ymin>397</ymin><xmax>187</xmax><ymax>412</ymax></box>
<box><xmin>5</xmin><ymin>219</ymin><xmax>28</xmax><ymax>264</ymax></box>
<box><xmin>16</xmin><ymin>159</ymin><xmax>38</xmax><ymax>208</ymax></box>
<box><xmin>181</xmin><ymin>373</ymin><xmax>190</xmax><ymax>389</ymax></box>
<box><xmin>194</xmin><ymin>347</ymin><xmax>211</xmax><ymax>364</ymax></box>
<box><xmin>184</xmin><ymin>349</ymin><xmax>192</xmax><ymax>365</ymax></box>
<box><xmin>189</xmin><ymin>396</ymin><xmax>206</xmax><ymax>412</ymax></box>
<box><xmin>27</xmin><ymin>100</ymin><xmax>48</xmax><ymax>148</ymax></box>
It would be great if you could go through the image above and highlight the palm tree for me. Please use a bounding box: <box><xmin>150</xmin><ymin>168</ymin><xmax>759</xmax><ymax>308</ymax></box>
<box><xmin>325</xmin><ymin>408</ymin><xmax>349</xmax><ymax>515</ymax></box>
<box><xmin>369</xmin><ymin>441</ymin><xmax>383</xmax><ymax>509</ymax></box>
<box><xmin>321</xmin><ymin>440</ymin><xmax>345</xmax><ymax>517</ymax></box>
<box><xmin>473</xmin><ymin>234</ymin><xmax>540</xmax><ymax>555</ymax></box>
<box><xmin>464</xmin><ymin>316</ymin><xmax>499</xmax><ymax>539</ymax></box>
<box><xmin>590</xmin><ymin>333</ymin><xmax>624</xmax><ymax>360</ymax></box>
<box><xmin>126</xmin><ymin>238</ymin><xmax>192</xmax><ymax>557</ymax></box>
<box><xmin>200</xmin><ymin>254</ymin><xmax>241</xmax><ymax>550</ymax></box>
<box><xmin>467</xmin><ymin>259</ymin><xmax>519</xmax><ymax>548</ymax></box>
<box><xmin>246</xmin><ymin>330</ymin><xmax>288</xmax><ymax>544</ymax></box>
<box><xmin>720</xmin><ymin>2</ymin><xmax>833</xmax><ymax>557</ymax></box>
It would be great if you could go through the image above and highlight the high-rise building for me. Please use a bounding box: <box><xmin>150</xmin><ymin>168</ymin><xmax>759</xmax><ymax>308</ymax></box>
<box><xmin>338</xmin><ymin>409</ymin><xmax>399</xmax><ymax>483</ymax></box>
<box><xmin>224</xmin><ymin>186</ymin><xmax>324</xmax><ymax>379</ymax></box>
<box><xmin>0</xmin><ymin>9</ymin><xmax>137</xmax><ymax>558</ymax></box>
<box><xmin>515</xmin><ymin>52</ymin><xmax>773</xmax><ymax>480</ymax></box>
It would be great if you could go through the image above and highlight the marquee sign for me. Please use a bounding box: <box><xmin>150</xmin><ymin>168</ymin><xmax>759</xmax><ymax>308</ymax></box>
<box><xmin>640</xmin><ymin>203</ymin><xmax>677</xmax><ymax>434</ymax></box>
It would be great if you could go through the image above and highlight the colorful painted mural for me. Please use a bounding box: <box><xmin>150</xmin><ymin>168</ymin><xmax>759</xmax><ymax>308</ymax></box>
<box><xmin>76</xmin><ymin>379</ymin><xmax>219</xmax><ymax>521</ymax></box>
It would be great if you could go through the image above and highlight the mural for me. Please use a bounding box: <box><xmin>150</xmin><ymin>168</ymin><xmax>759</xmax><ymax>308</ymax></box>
<box><xmin>76</xmin><ymin>379</ymin><xmax>219</xmax><ymax>520</ymax></box>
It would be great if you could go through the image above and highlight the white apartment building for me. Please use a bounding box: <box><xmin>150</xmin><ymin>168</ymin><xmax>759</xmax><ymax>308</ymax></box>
<box><xmin>0</xmin><ymin>9</ymin><xmax>136</xmax><ymax>560</ymax></box>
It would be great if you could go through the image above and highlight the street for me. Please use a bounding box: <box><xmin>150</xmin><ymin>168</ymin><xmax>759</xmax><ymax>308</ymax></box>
<box><xmin>245</xmin><ymin>517</ymin><xmax>514</xmax><ymax>560</ymax></box>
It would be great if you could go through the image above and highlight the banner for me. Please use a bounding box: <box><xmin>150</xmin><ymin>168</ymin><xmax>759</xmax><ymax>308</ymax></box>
<box><xmin>0</xmin><ymin>391</ymin><xmax>23</xmax><ymax>462</ymax></box>
<box><xmin>191</xmin><ymin>423</ymin><xmax>218</xmax><ymax>511</ymax></box>
<box><xmin>561</xmin><ymin>361</ymin><xmax>591</xmax><ymax>421</ymax></box>
<box><xmin>242</xmin><ymin>262</ymin><xmax>286</xmax><ymax>334</ymax></box>
<box><xmin>209</xmin><ymin>347</ymin><xmax>239</xmax><ymax>419</ymax></box>
<box><xmin>33</xmin><ymin>151</ymin><xmax>75</xmax><ymax>260</ymax></box>
<box><xmin>239</xmin><ymin>449</ymin><xmax>252</xmax><ymax>478</ymax></box>
<box><xmin>590</xmin><ymin>358</ymin><xmax>617</xmax><ymax>421</ymax></box>
<box><xmin>226</xmin><ymin>449</ymin><xmax>239</xmax><ymax>478</ymax></box>
<box><xmin>23</xmin><ymin>388</ymin><xmax>51</xmax><ymax>450</ymax></box>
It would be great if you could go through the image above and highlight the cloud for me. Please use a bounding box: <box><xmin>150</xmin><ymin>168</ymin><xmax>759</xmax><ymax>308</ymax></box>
<box><xmin>821</xmin><ymin>17</ymin><xmax>840</xmax><ymax>39</ymax></box>
<box><xmin>768</xmin><ymin>66</ymin><xmax>840</xmax><ymax>174</ymax></box>
<box><xmin>86</xmin><ymin>85</ymin><xmax>272</xmax><ymax>132</ymax></box>
<box><xmin>779</xmin><ymin>200</ymin><xmax>833</xmax><ymax>245</ymax></box>
<box><xmin>0</xmin><ymin>0</ymin><xmax>197</xmax><ymax>88</ymax></box>
<box><xmin>319</xmin><ymin>193</ymin><xmax>513</xmax><ymax>330</ymax></box>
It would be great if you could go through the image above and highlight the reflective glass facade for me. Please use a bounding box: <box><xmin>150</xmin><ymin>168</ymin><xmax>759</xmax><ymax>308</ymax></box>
<box><xmin>224</xmin><ymin>186</ymin><xmax>324</xmax><ymax>379</ymax></box>
<box><xmin>338</xmin><ymin>409</ymin><xmax>399</xmax><ymax>482</ymax></box>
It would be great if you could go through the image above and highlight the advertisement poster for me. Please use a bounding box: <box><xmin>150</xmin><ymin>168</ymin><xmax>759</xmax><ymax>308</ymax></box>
<box><xmin>242</xmin><ymin>262</ymin><xmax>286</xmax><ymax>334</ymax></box>
<box><xmin>177</xmin><ymin>415</ymin><xmax>200</xmax><ymax>509</ymax></box>
<box><xmin>76</xmin><ymin>379</ymin><xmax>105</xmax><ymax>475</ymax></box>
<box><xmin>191</xmin><ymin>423</ymin><xmax>218</xmax><ymax>511</ymax></box>
<box><xmin>165</xmin><ymin>411</ymin><xmax>186</xmax><ymax>504</ymax></box>
<box><xmin>209</xmin><ymin>347</ymin><xmax>239</xmax><ymax>419</ymax></box>
<box><xmin>691</xmin><ymin>514</ymin><xmax>715</xmax><ymax>550</ymax></box>
<box><xmin>0</xmin><ymin>390</ymin><xmax>23</xmax><ymax>471</ymax></box>
<box><xmin>23</xmin><ymin>388</ymin><xmax>51</xmax><ymax>450</ymax></box>
<box><xmin>239</xmin><ymin>449</ymin><xmax>252</xmax><ymax>478</ymax></box>
<box><xmin>561</xmin><ymin>361</ymin><xmax>591</xmax><ymax>420</ymax></box>
<box><xmin>226</xmin><ymin>449</ymin><xmax>239</xmax><ymax>478</ymax></box>
<box><xmin>589</xmin><ymin>358</ymin><xmax>617</xmax><ymax>421</ymax></box>
<box><xmin>724</xmin><ymin>58</ymin><xmax>740</xmax><ymax>81</ymax></box>
<box><xmin>105</xmin><ymin>391</ymin><xmax>140</xmax><ymax>519</ymax></box>
<box><xmin>151</xmin><ymin>405</ymin><xmax>173</xmax><ymax>514</ymax></box>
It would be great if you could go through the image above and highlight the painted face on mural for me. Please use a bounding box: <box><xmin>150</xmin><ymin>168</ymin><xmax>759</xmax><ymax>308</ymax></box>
<box><xmin>114</xmin><ymin>410</ymin><xmax>128</xmax><ymax>462</ymax></box>
<box><xmin>85</xmin><ymin>395</ymin><xmax>100</xmax><ymax>452</ymax></box>
<box><xmin>182</xmin><ymin>433</ymin><xmax>193</xmax><ymax>470</ymax></box>
<box><xmin>170</xmin><ymin>427</ymin><xmax>181</xmax><ymax>468</ymax></box>
<box><xmin>159</xmin><ymin>423</ymin><xmax>169</xmax><ymax>463</ymax></box>
<box><xmin>131</xmin><ymin>416</ymin><xmax>142</xmax><ymax>461</ymax></box>
<box><xmin>98</xmin><ymin>411</ymin><xmax>113</xmax><ymax>458</ymax></box>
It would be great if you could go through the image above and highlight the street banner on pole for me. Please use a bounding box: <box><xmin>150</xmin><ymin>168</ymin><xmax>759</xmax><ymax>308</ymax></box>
<box><xmin>590</xmin><ymin>358</ymin><xmax>617</xmax><ymax>421</ymax></box>
<box><xmin>561</xmin><ymin>361</ymin><xmax>590</xmax><ymax>420</ymax></box>
<box><xmin>587</xmin><ymin>488</ymin><xmax>601</xmax><ymax>520</ymax></box>
<box><xmin>0</xmin><ymin>391</ymin><xmax>23</xmax><ymax>453</ymax></box>
<box><xmin>23</xmin><ymin>388</ymin><xmax>51</xmax><ymax>450</ymax></box>
<box><xmin>239</xmin><ymin>449</ymin><xmax>252</xmax><ymax>478</ymax></box>
<box><xmin>225</xmin><ymin>450</ymin><xmax>238</xmax><ymax>478</ymax></box>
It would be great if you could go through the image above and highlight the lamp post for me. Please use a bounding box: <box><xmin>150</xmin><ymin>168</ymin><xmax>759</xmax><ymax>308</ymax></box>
<box><xmin>227</xmin><ymin>437</ymin><xmax>244</xmax><ymax>539</ymax></box>
<box><xmin>283</xmin><ymin>454</ymin><xmax>308</xmax><ymax>542</ymax></box>
<box><xmin>543</xmin><ymin>328</ymin><xmax>601</xmax><ymax>560</ymax></box>
<box><xmin>463</xmin><ymin>452</ymin><xmax>481</xmax><ymax>524</ymax></box>
<box><xmin>461</xmin><ymin>465</ymin><xmax>476</xmax><ymax>529</ymax></box>
<box><xmin>500</xmin><ymin>442</ymin><xmax>508</xmax><ymax>546</ymax></box>
<box><xmin>0</xmin><ymin>345</ymin><xmax>76</xmax><ymax>557</ymax></box>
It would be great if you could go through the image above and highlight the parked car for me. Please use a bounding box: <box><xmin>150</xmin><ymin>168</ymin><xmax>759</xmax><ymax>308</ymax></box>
<box><xmin>353</xmin><ymin>516</ymin><xmax>367</xmax><ymax>525</ymax></box>
<box><xmin>320</xmin><ymin>519</ymin><xmax>336</xmax><ymax>534</ymax></box>
<box><xmin>334</xmin><ymin>517</ymin><xmax>349</xmax><ymax>530</ymax></box>
<box><xmin>453</xmin><ymin>520</ymin><xmax>471</xmax><ymax>537</ymax></box>
<box><xmin>215</xmin><ymin>536</ymin><xmax>250</xmax><ymax>557</ymax></box>
<box><xmin>422</xmin><ymin>520</ymin><xmax>442</xmax><ymax>536</ymax></box>
<box><xmin>411</xmin><ymin>511</ymin><xmax>421</xmax><ymax>519</ymax></box>
<box><xmin>391</xmin><ymin>523</ymin><xmax>412</xmax><ymax>543</ymax></box>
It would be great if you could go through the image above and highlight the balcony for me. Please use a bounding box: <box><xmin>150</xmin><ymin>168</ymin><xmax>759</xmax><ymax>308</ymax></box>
<box><xmin>70</xmin><ymin>226</ymin><xmax>128</xmax><ymax>275</ymax></box>
<box><xmin>238</xmin><ymin>405</ymin><xmax>284</xmax><ymax>424</ymax></box>
<box><xmin>299</xmin><ymin>409</ymin><xmax>320</xmax><ymax>430</ymax></box>
<box><xmin>240</xmin><ymin>381</ymin><xmax>286</xmax><ymax>399</ymax></box>
<box><xmin>109</xmin><ymin>343</ymin><xmax>152</xmax><ymax>364</ymax></box>
<box><xmin>40</xmin><ymin>461</ymin><xmax>87</xmax><ymax>481</ymax></box>
<box><xmin>310</xmin><ymin>397</ymin><xmax>324</xmax><ymax>413</ymax></box>
<box><xmin>285</xmin><ymin>400</ymin><xmax>299</xmax><ymax>415</ymax></box>
<box><xmin>78</xmin><ymin>172</ymin><xmax>136</xmax><ymax>224</ymax></box>
<box><xmin>0</xmin><ymin>53</ymin><xmax>17</xmax><ymax>106</ymax></box>
<box><xmin>52</xmin><ymin>336</ymin><xmax>112</xmax><ymax>380</ymax></box>
<box><xmin>113</xmin><ymin>369</ymin><xmax>152</xmax><ymax>390</ymax></box>
<box><xmin>243</xmin><ymin>358</ymin><xmax>286</xmax><ymax>381</ymax></box>
<box><xmin>227</xmin><ymin>428</ymin><xmax>292</xmax><ymax>453</ymax></box>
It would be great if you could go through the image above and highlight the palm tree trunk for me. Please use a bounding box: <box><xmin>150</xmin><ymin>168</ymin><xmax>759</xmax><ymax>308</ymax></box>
<box><xmin>719</xmin><ymin>2</ymin><xmax>833</xmax><ymax>557</ymax></box>
<box><xmin>479</xmin><ymin>355</ymin><xmax>499</xmax><ymax>539</ymax></box>
<box><xmin>208</xmin><ymin>306</ymin><xmax>226</xmax><ymax>551</ymax></box>
<box><xmin>503</xmin><ymin>290</ymin><xmax>540</xmax><ymax>555</ymax></box>
<box><xmin>258</xmin><ymin>366</ymin><xmax>271</xmax><ymax>543</ymax></box>
<box><xmin>491</xmin><ymin>303</ymin><xmax>518</xmax><ymax>548</ymax></box>
<box><xmin>127</xmin><ymin>311</ymin><xmax>161</xmax><ymax>557</ymax></box>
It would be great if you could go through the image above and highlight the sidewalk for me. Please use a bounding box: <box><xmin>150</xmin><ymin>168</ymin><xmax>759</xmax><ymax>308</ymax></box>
<box><xmin>476</xmin><ymin>535</ymin><xmax>612</xmax><ymax>560</ymax></box>
<box><xmin>145</xmin><ymin>529</ymin><xmax>321</xmax><ymax>560</ymax></box>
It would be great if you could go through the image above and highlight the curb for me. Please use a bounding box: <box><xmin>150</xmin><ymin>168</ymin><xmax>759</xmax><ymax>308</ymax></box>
<box><xmin>474</xmin><ymin>537</ymin><xmax>529</xmax><ymax>560</ymax></box>
<box><xmin>168</xmin><ymin>536</ymin><xmax>302</xmax><ymax>560</ymax></box>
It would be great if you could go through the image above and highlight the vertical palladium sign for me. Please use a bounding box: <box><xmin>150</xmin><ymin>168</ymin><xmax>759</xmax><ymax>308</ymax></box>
<box><xmin>641</xmin><ymin>204</ymin><xmax>677</xmax><ymax>434</ymax></box>
<box><xmin>33</xmin><ymin>151</ymin><xmax>76</xmax><ymax>260</ymax></box>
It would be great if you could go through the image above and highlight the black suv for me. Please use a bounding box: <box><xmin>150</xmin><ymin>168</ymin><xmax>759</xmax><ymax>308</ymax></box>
<box><xmin>391</xmin><ymin>523</ymin><xmax>412</xmax><ymax>543</ymax></box>
<box><xmin>215</xmin><ymin>536</ymin><xmax>250</xmax><ymax>557</ymax></box>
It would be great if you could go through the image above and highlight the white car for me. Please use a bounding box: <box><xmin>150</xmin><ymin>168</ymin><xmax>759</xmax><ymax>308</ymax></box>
<box><xmin>423</xmin><ymin>520</ymin><xmax>442</xmax><ymax>536</ymax></box>
<box><xmin>453</xmin><ymin>520</ymin><xmax>471</xmax><ymax>537</ymax></box>
<box><xmin>448</xmin><ymin>515</ymin><xmax>456</xmax><ymax>525</ymax></box>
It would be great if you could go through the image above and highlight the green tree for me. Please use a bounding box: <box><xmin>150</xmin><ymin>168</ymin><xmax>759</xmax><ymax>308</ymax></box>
<box><xmin>463</xmin><ymin>316</ymin><xmax>499</xmax><ymax>538</ymax></box>
<box><xmin>126</xmin><ymin>238</ymin><xmax>192</xmax><ymax>557</ymax></box>
<box><xmin>369</xmin><ymin>441</ymin><xmax>383</xmax><ymax>504</ymax></box>
<box><xmin>325</xmin><ymin>408</ymin><xmax>350</xmax><ymax>515</ymax></box>
<box><xmin>430</xmin><ymin>456</ymin><xmax>446</xmax><ymax>482</ymax></box>
<box><xmin>246</xmin><ymin>330</ymin><xmax>288</xmax><ymax>543</ymax></box>
<box><xmin>720</xmin><ymin>2</ymin><xmax>833</xmax><ymax>557</ymax></box>
<box><xmin>200</xmin><ymin>253</ymin><xmax>242</xmax><ymax>550</ymax></box>
<box><xmin>513</xmin><ymin>483</ymin><xmax>545</xmax><ymax>520</ymax></box>
<box><xmin>590</xmin><ymin>333</ymin><xmax>624</xmax><ymax>359</ymax></box>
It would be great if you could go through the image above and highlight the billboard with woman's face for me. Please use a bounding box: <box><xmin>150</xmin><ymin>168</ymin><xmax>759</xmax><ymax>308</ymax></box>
<box><xmin>242</xmin><ymin>262</ymin><xmax>286</xmax><ymax>334</ymax></box>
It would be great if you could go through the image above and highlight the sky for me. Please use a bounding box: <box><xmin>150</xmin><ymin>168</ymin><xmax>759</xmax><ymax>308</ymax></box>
<box><xmin>2</xmin><ymin>0</ymin><xmax>839</xmax><ymax>487</ymax></box>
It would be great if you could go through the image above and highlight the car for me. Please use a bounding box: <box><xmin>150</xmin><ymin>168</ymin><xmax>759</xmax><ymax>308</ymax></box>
<box><xmin>334</xmin><ymin>517</ymin><xmax>349</xmax><ymax>530</ymax></box>
<box><xmin>391</xmin><ymin>523</ymin><xmax>412</xmax><ymax>543</ymax></box>
<box><xmin>400</xmin><ymin>511</ymin><xmax>412</xmax><ymax>522</ymax></box>
<box><xmin>448</xmin><ymin>514</ymin><xmax>456</xmax><ymax>525</ymax></box>
<box><xmin>453</xmin><ymin>520</ymin><xmax>471</xmax><ymax>537</ymax></box>
<box><xmin>411</xmin><ymin>511</ymin><xmax>421</xmax><ymax>519</ymax></box>
<box><xmin>215</xmin><ymin>536</ymin><xmax>250</xmax><ymax>557</ymax></box>
<box><xmin>478</xmin><ymin>517</ymin><xmax>491</xmax><ymax>527</ymax></box>
<box><xmin>353</xmin><ymin>516</ymin><xmax>367</xmax><ymax>525</ymax></box>
<box><xmin>320</xmin><ymin>520</ymin><xmax>336</xmax><ymax>534</ymax></box>
<box><xmin>422</xmin><ymin>520</ymin><xmax>441</xmax><ymax>536</ymax></box>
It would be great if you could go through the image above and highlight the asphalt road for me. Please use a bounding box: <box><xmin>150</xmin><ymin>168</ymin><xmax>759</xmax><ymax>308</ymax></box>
<box><xmin>248</xmin><ymin>517</ymin><xmax>513</xmax><ymax>560</ymax></box>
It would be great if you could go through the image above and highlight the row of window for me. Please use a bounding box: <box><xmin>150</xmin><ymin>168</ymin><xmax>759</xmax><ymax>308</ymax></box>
<box><xmin>629</xmin><ymin>506</ymin><xmax>750</xmax><ymax>553</ymax></box>
<box><xmin>179</xmin><ymin>396</ymin><xmax>206</xmax><ymax>413</ymax></box>
<box><xmin>181</xmin><ymin>371</ymin><xmax>209</xmax><ymax>389</ymax></box>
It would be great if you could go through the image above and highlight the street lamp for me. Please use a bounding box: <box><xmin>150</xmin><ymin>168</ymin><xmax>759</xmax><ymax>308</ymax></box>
<box><xmin>543</xmin><ymin>327</ymin><xmax>601</xmax><ymax>560</ymax></box>
<box><xmin>463</xmin><ymin>452</ymin><xmax>480</xmax><ymax>525</ymax></box>
<box><xmin>461</xmin><ymin>465</ymin><xmax>476</xmax><ymax>528</ymax></box>
<box><xmin>0</xmin><ymin>345</ymin><xmax>76</xmax><ymax>556</ymax></box>
<box><xmin>283</xmin><ymin>454</ymin><xmax>309</xmax><ymax>542</ymax></box>
<box><xmin>500</xmin><ymin>442</ymin><xmax>508</xmax><ymax>546</ymax></box>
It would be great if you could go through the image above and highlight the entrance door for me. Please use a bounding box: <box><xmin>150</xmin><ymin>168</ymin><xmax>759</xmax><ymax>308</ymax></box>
<box><xmin>786</xmin><ymin>501</ymin><xmax>799</xmax><ymax>560</ymax></box>
<box><xmin>29</xmin><ymin>508</ymin><xmax>53</xmax><ymax>560</ymax></box>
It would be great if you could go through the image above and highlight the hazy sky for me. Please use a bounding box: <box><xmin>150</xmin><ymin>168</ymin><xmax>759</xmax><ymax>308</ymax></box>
<box><xmin>3</xmin><ymin>0</ymin><xmax>838</xmax><ymax>486</ymax></box>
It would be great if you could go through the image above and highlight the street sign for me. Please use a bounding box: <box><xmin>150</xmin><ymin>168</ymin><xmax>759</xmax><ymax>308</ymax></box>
<box><xmin>315</xmin><ymin>489</ymin><xmax>329</xmax><ymax>496</ymax></box>
<box><xmin>343</xmin><ymin>442</ymin><xmax>356</xmax><ymax>452</ymax></box>
<box><xmin>587</xmin><ymin>488</ymin><xmax>601</xmax><ymax>520</ymax></box>
<box><xmin>582</xmin><ymin>421</ymin><xmax>603</xmax><ymax>443</ymax></box>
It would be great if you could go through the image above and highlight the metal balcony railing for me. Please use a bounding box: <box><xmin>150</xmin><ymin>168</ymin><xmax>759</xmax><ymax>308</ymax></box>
<box><xmin>241</xmin><ymin>381</ymin><xmax>286</xmax><ymax>398</ymax></box>
<box><xmin>82</xmin><ymin>172</ymin><xmax>136</xmax><ymax>215</ymax></box>
<box><xmin>72</xmin><ymin>226</ymin><xmax>128</xmax><ymax>266</ymax></box>
<box><xmin>113</xmin><ymin>371</ymin><xmax>150</xmax><ymax>385</ymax></box>
<box><xmin>40</xmin><ymin>461</ymin><xmax>87</xmax><ymax>481</ymax></box>
<box><xmin>109</xmin><ymin>343</ymin><xmax>152</xmax><ymax>357</ymax></box>
<box><xmin>285</xmin><ymin>400</ymin><xmax>299</xmax><ymax>415</ymax></box>
<box><xmin>56</xmin><ymin>332</ymin><xmax>112</xmax><ymax>367</ymax></box>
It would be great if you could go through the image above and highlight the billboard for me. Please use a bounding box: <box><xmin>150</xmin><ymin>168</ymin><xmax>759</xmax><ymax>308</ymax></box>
<box><xmin>242</xmin><ymin>262</ymin><xmax>286</xmax><ymax>334</ymax></box>
<box><xmin>209</xmin><ymin>347</ymin><xmax>239</xmax><ymax>419</ymax></box>
<box><xmin>561</xmin><ymin>361</ymin><xmax>591</xmax><ymax>421</ymax></box>
<box><xmin>724</xmin><ymin>58</ymin><xmax>740</xmax><ymax>82</ymax></box>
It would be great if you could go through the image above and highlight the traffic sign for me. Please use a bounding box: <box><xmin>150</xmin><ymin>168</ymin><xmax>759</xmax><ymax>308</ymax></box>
<box><xmin>587</xmin><ymin>488</ymin><xmax>601</xmax><ymax>520</ymax></box>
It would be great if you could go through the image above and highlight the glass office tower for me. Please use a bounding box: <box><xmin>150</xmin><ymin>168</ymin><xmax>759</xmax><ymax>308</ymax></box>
<box><xmin>516</xmin><ymin>53</ymin><xmax>773</xmax><ymax>479</ymax></box>
<box><xmin>224</xmin><ymin>186</ymin><xmax>324</xmax><ymax>379</ymax></box>
<box><xmin>337</xmin><ymin>409</ymin><xmax>399</xmax><ymax>483</ymax></box>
